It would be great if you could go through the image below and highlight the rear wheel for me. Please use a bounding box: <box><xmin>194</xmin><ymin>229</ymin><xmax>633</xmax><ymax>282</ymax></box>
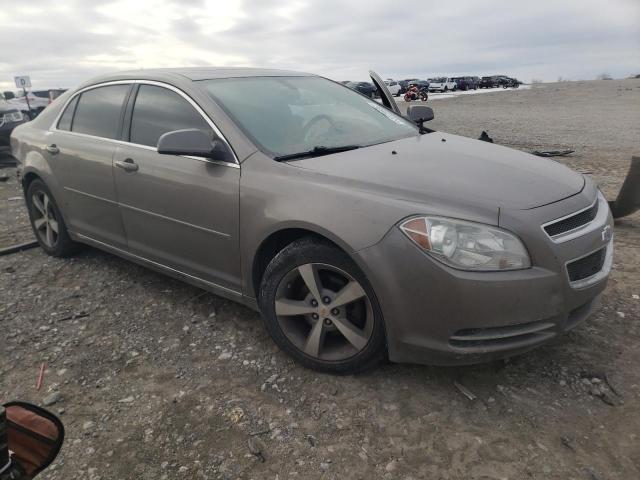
<box><xmin>258</xmin><ymin>238</ymin><xmax>386</xmax><ymax>373</ymax></box>
<box><xmin>26</xmin><ymin>179</ymin><xmax>79</xmax><ymax>257</ymax></box>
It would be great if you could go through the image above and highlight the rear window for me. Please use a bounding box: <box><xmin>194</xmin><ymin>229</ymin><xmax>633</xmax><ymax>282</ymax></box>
<box><xmin>57</xmin><ymin>96</ymin><xmax>78</xmax><ymax>131</ymax></box>
<box><xmin>71</xmin><ymin>85</ymin><xmax>129</xmax><ymax>139</ymax></box>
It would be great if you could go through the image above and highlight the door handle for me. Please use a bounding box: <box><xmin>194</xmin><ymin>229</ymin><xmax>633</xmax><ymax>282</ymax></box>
<box><xmin>45</xmin><ymin>144</ymin><xmax>60</xmax><ymax>155</ymax></box>
<box><xmin>115</xmin><ymin>158</ymin><xmax>139</xmax><ymax>172</ymax></box>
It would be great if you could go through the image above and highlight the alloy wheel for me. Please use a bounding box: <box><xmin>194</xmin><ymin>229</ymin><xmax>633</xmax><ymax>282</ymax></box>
<box><xmin>31</xmin><ymin>190</ymin><xmax>59</xmax><ymax>248</ymax></box>
<box><xmin>274</xmin><ymin>263</ymin><xmax>374</xmax><ymax>361</ymax></box>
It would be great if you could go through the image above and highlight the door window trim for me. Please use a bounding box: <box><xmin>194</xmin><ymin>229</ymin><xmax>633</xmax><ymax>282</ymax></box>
<box><xmin>49</xmin><ymin>79</ymin><xmax>239</xmax><ymax>168</ymax></box>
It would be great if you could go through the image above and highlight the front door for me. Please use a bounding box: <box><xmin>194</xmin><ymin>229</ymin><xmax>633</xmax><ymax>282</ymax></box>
<box><xmin>112</xmin><ymin>83</ymin><xmax>241</xmax><ymax>292</ymax></box>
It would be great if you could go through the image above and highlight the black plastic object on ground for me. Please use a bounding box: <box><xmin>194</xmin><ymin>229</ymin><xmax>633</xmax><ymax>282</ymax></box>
<box><xmin>478</xmin><ymin>131</ymin><xmax>493</xmax><ymax>143</ymax></box>
<box><xmin>532</xmin><ymin>149</ymin><xmax>575</xmax><ymax>157</ymax></box>
<box><xmin>0</xmin><ymin>240</ymin><xmax>39</xmax><ymax>256</ymax></box>
<box><xmin>609</xmin><ymin>156</ymin><xmax>640</xmax><ymax>219</ymax></box>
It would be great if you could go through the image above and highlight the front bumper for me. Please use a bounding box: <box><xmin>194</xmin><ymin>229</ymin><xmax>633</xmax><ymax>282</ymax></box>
<box><xmin>354</xmin><ymin>184</ymin><xmax>614</xmax><ymax>366</ymax></box>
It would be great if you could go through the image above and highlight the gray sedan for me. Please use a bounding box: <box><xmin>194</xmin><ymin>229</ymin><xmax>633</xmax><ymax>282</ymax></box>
<box><xmin>10</xmin><ymin>68</ymin><xmax>613</xmax><ymax>373</ymax></box>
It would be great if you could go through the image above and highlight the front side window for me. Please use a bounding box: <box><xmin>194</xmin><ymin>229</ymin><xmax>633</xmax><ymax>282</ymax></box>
<box><xmin>72</xmin><ymin>85</ymin><xmax>130</xmax><ymax>139</ymax></box>
<box><xmin>200</xmin><ymin>76</ymin><xmax>418</xmax><ymax>158</ymax></box>
<box><xmin>130</xmin><ymin>85</ymin><xmax>212</xmax><ymax>147</ymax></box>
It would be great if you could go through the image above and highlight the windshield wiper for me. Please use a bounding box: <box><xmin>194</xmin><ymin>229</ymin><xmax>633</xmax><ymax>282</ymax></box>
<box><xmin>274</xmin><ymin>145</ymin><xmax>360</xmax><ymax>161</ymax></box>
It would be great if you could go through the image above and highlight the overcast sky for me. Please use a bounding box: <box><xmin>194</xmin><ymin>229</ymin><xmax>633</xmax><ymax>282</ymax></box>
<box><xmin>0</xmin><ymin>0</ymin><xmax>638</xmax><ymax>91</ymax></box>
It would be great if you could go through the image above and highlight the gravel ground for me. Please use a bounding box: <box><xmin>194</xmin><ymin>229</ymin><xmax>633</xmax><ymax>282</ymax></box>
<box><xmin>1</xmin><ymin>79</ymin><xmax>639</xmax><ymax>480</ymax></box>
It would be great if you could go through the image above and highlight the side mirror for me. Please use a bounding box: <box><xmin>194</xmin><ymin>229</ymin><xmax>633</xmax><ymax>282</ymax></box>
<box><xmin>157</xmin><ymin>128</ymin><xmax>234</xmax><ymax>163</ymax></box>
<box><xmin>407</xmin><ymin>105</ymin><xmax>434</xmax><ymax>124</ymax></box>
<box><xmin>3</xmin><ymin>91</ymin><xmax>15</xmax><ymax>100</ymax></box>
<box><xmin>2</xmin><ymin>402</ymin><xmax>64</xmax><ymax>478</ymax></box>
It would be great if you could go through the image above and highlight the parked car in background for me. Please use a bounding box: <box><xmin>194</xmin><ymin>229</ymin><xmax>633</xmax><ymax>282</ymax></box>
<box><xmin>7</xmin><ymin>89</ymin><xmax>67</xmax><ymax>118</ymax></box>
<box><xmin>10</xmin><ymin>67</ymin><xmax>614</xmax><ymax>373</ymax></box>
<box><xmin>479</xmin><ymin>76</ymin><xmax>499</xmax><ymax>88</ymax></box>
<box><xmin>452</xmin><ymin>76</ymin><xmax>479</xmax><ymax>90</ymax></box>
<box><xmin>0</xmin><ymin>99</ymin><xmax>27</xmax><ymax>150</ymax></box>
<box><xmin>409</xmin><ymin>80</ymin><xmax>430</xmax><ymax>91</ymax></box>
<box><xmin>428</xmin><ymin>77</ymin><xmax>457</xmax><ymax>92</ymax></box>
<box><xmin>384</xmin><ymin>79</ymin><xmax>401</xmax><ymax>96</ymax></box>
<box><xmin>497</xmin><ymin>76</ymin><xmax>521</xmax><ymax>88</ymax></box>
<box><xmin>346</xmin><ymin>81</ymin><xmax>377</xmax><ymax>98</ymax></box>
<box><xmin>48</xmin><ymin>89</ymin><xmax>67</xmax><ymax>102</ymax></box>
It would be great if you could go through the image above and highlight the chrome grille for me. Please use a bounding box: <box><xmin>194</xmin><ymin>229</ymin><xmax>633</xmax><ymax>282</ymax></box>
<box><xmin>544</xmin><ymin>201</ymin><xmax>598</xmax><ymax>238</ymax></box>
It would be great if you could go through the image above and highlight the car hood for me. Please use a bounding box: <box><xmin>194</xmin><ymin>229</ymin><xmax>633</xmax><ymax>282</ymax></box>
<box><xmin>289</xmin><ymin>132</ymin><xmax>584</xmax><ymax>211</ymax></box>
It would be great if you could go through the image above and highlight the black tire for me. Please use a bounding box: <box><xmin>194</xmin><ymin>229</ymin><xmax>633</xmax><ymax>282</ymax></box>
<box><xmin>258</xmin><ymin>237</ymin><xmax>386</xmax><ymax>374</ymax></box>
<box><xmin>25</xmin><ymin>179</ymin><xmax>80</xmax><ymax>257</ymax></box>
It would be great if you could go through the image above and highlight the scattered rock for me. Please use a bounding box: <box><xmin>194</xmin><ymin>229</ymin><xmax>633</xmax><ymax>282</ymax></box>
<box><xmin>248</xmin><ymin>436</ymin><xmax>267</xmax><ymax>462</ymax></box>
<box><xmin>306</xmin><ymin>435</ymin><xmax>317</xmax><ymax>447</ymax></box>
<box><xmin>218</xmin><ymin>352</ymin><xmax>232</xmax><ymax>360</ymax></box>
<box><xmin>83</xmin><ymin>421</ymin><xmax>95</xmax><ymax>431</ymax></box>
<box><xmin>561</xmin><ymin>436</ymin><xmax>576</xmax><ymax>452</ymax></box>
<box><xmin>43</xmin><ymin>392</ymin><xmax>62</xmax><ymax>406</ymax></box>
<box><xmin>385</xmin><ymin>459</ymin><xmax>399</xmax><ymax>472</ymax></box>
<box><xmin>118</xmin><ymin>396</ymin><xmax>135</xmax><ymax>404</ymax></box>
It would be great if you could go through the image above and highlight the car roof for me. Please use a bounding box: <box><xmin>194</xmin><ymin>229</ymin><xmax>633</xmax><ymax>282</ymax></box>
<box><xmin>78</xmin><ymin>67</ymin><xmax>314</xmax><ymax>89</ymax></box>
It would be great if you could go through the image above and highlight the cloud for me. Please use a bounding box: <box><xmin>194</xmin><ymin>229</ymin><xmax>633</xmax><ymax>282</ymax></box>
<box><xmin>0</xmin><ymin>0</ymin><xmax>638</xmax><ymax>91</ymax></box>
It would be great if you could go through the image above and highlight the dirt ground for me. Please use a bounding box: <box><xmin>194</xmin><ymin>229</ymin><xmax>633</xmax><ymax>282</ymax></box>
<box><xmin>1</xmin><ymin>79</ymin><xmax>639</xmax><ymax>480</ymax></box>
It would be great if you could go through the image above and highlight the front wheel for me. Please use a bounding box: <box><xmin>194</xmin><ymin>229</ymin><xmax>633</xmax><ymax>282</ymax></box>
<box><xmin>26</xmin><ymin>179</ymin><xmax>80</xmax><ymax>257</ymax></box>
<box><xmin>258</xmin><ymin>238</ymin><xmax>386</xmax><ymax>373</ymax></box>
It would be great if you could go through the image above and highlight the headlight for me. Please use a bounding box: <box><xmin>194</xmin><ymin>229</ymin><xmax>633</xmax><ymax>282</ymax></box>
<box><xmin>399</xmin><ymin>216</ymin><xmax>531</xmax><ymax>271</ymax></box>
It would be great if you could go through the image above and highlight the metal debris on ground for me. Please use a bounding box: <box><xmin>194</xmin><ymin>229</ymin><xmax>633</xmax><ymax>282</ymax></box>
<box><xmin>532</xmin><ymin>149</ymin><xmax>575</xmax><ymax>157</ymax></box>
<box><xmin>36</xmin><ymin>363</ymin><xmax>46</xmax><ymax>391</ymax></box>
<box><xmin>453</xmin><ymin>381</ymin><xmax>477</xmax><ymax>401</ymax></box>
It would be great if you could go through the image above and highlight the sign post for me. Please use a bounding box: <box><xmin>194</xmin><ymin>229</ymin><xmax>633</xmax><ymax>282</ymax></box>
<box><xmin>14</xmin><ymin>76</ymin><xmax>32</xmax><ymax>118</ymax></box>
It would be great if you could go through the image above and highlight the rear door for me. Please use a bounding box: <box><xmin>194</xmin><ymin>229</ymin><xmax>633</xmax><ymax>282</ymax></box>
<box><xmin>112</xmin><ymin>82</ymin><xmax>241</xmax><ymax>292</ymax></box>
<box><xmin>48</xmin><ymin>83</ymin><xmax>131</xmax><ymax>249</ymax></box>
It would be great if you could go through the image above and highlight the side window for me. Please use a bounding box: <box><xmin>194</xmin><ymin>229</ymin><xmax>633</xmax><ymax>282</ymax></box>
<box><xmin>57</xmin><ymin>96</ymin><xmax>78</xmax><ymax>131</ymax></box>
<box><xmin>72</xmin><ymin>85</ymin><xmax>130</xmax><ymax>139</ymax></box>
<box><xmin>130</xmin><ymin>85</ymin><xmax>212</xmax><ymax>148</ymax></box>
